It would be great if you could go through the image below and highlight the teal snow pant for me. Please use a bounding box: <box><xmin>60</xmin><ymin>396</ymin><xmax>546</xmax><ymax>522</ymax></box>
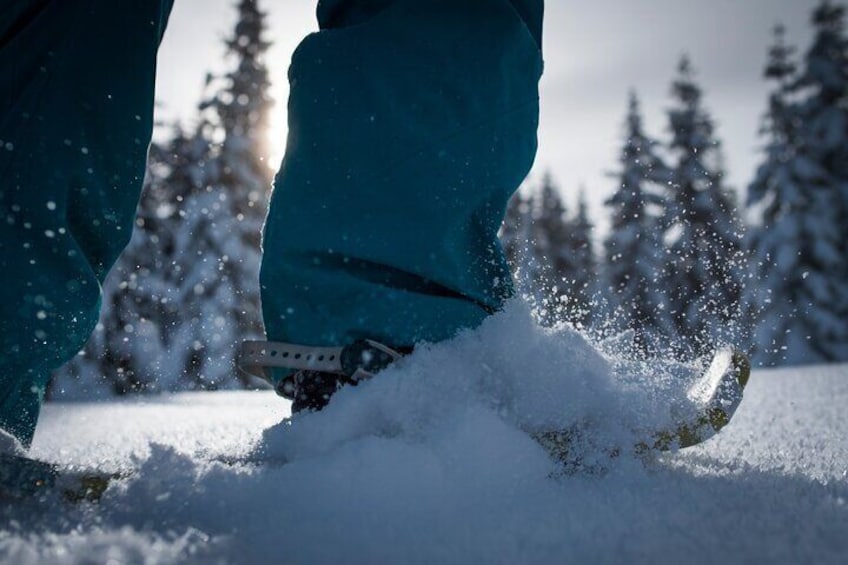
<box><xmin>261</xmin><ymin>0</ymin><xmax>543</xmax><ymax>353</ymax></box>
<box><xmin>0</xmin><ymin>1</ymin><xmax>174</xmax><ymax>445</ymax></box>
<box><xmin>0</xmin><ymin>0</ymin><xmax>543</xmax><ymax>446</ymax></box>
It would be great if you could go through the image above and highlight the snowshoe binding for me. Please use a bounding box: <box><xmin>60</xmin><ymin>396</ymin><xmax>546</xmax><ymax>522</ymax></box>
<box><xmin>240</xmin><ymin>338</ymin><xmax>411</xmax><ymax>413</ymax></box>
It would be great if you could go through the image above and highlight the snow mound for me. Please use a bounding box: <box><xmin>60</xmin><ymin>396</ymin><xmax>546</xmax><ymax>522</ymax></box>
<box><xmin>260</xmin><ymin>299</ymin><xmax>697</xmax><ymax>471</ymax></box>
<box><xmin>5</xmin><ymin>300</ymin><xmax>848</xmax><ymax>564</ymax></box>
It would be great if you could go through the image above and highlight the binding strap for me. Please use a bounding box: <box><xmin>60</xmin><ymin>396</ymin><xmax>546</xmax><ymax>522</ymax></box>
<box><xmin>239</xmin><ymin>339</ymin><xmax>405</xmax><ymax>382</ymax></box>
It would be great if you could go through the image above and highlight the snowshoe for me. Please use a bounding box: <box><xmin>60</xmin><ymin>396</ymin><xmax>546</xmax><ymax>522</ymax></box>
<box><xmin>0</xmin><ymin>452</ymin><xmax>57</xmax><ymax>499</ymax></box>
<box><xmin>534</xmin><ymin>346</ymin><xmax>751</xmax><ymax>469</ymax></box>
<box><xmin>0</xmin><ymin>453</ymin><xmax>120</xmax><ymax>503</ymax></box>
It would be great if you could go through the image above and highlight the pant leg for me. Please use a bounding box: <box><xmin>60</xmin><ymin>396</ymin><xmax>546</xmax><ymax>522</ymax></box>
<box><xmin>260</xmin><ymin>0</ymin><xmax>544</xmax><ymax>353</ymax></box>
<box><xmin>317</xmin><ymin>0</ymin><xmax>543</xmax><ymax>49</ymax></box>
<box><xmin>0</xmin><ymin>0</ymin><xmax>173</xmax><ymax>445</ymax></box>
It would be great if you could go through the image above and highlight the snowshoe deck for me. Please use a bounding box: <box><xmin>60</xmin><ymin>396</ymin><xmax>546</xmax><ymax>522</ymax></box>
<box><xmin>534</xmin><ymin>346</ymin><xmax>751</xmax><ymax>467</ymax></box>
<box><xmin>643</xmin><ymin>347</ymin><xmax>750</xmax><ymax>451</ymax></box>
<box><xmin>0</xmin><ymin>453</ymin><xmax>121</xmax><ymax>504</ymax></box>
<box><xmin>0</xmin><ymin>453</ymin><xmax>57</xmax><ymax>500</ymax></box>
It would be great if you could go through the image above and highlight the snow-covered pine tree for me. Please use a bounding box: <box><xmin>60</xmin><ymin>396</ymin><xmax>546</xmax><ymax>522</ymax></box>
<box><xmin>530</xmin><ymin>173</ymin><xmax>576</xmax><ymax>324</ymax></box>
<box><xmin>746</xmin><ymin>24</ymin><xmax>806</xmax><ymax>366</ymax></box>
<box><xmin>565</xmin><ymin>189</ymin><xmax>598</xmax><ymax>329</ymax></box>
<box><xmin>200</xmin><ymin>0</ymin><xmax>274</xmax><ymax>215</ymax></box>
<box><xmin>175</xmin><ymin>0</ymin><xmax>274</xmax><ymax>387</ymax></box>
<box><xmin>748</xmin><ymin>4</ymin><xmax>848</xmax><ymax>365</ymax></box>
<box><xmin>792</xmin><ymin>1</ymin><xmax>848</xmax><ymax>362</ymax></box>
<box><xmin>502</xmin><ymin>188</ymin><xmax>552</xmax><ymax>318</ymax></box>
<box><xmin>499</xmin><ymin>174</ymin><xmax>598</xmax><ymax>328</ymax></box>
<box><xmin>602</xmin><ymin>92</ymin><xmax>671</xmax><ymax>355</ymax></box>
<box><xmin>501</xmin><ymin>190</ymin><xmax>523</xmax><ymax>269</ymax></box>
<box><xmin>500</xmin><ymin>180</ymin><xmax>549</xmax><ymax>315</ymax></box>
<box><xmin>114</xmin><ymin>131</ymin><xmax>223</xmax><ymax>391</ymax></box>
<box><xmin>500</xmin><ymin>189</ymin><xmax>537</xmax><ymax>289</ymax></box>
<box><xmin>662</xmin><ymin>56</ymin><xmax>746</xmax><ymax>357</ymax></box>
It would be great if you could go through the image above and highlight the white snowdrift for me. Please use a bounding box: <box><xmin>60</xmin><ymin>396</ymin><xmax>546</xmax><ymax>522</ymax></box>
<box><xmin>3</xmin><ymin>301</ymin><xmax>847</xmax><ymax>564</ymax></box>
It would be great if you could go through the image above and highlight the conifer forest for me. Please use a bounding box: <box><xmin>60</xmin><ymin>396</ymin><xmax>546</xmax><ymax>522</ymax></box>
<box><xmin>50</xmin><ymin>1</ymin><xmax>848</xmax><ymax>396</ymax></box>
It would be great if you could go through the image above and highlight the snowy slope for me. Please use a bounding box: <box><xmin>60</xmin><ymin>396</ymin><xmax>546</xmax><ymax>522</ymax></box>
<box><xmin>3</xmin><ymin>302</ymin><xmax>848</xmax><ymax>564</ymax></box>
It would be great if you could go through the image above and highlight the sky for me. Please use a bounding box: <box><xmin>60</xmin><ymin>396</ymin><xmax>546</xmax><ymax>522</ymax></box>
<box><xmin>155</xmin><ymin>0</ymin><xmax>817</xmax><ymax>234</ymax></box>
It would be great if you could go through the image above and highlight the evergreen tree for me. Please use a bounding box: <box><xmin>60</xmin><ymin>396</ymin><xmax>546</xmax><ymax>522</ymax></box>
<box><xmin>529</xmin><ymin>174</ymin><xmax>575</xmax><ymax>324</ymax></box>
<box><xmin>500</xmin><ymin>174</ymin><xmax>597</xmax><ymax>328</ymax></box>
<box><xmin>746</xmin><ymin>24</ymin><xmax>806</xmax><ymax>365</ymax></box>
<box><xmin>501</xmin><ymin>189</ymin><xmax>531</xmax><ymax>276</ymax></box>
<box><xmin>565</xmin><ymin>189</ymin><xmax>597</xmax><ymax>329</ymax></box>
<box><xmin>747</xmin><ymin>4</ymin><xmax>848</xmax><ymax>365</ymax></box>
<box><xmin>792</xmin><ymin>1</ymin><xmax>848</xmax><ymax>362</ymax></box>
<box><xmin>662</xmin><ymin>56</ymin><xmax>746</xmax><ymax>357</ymax></box>
<box><xmin>177</xmin><ymin>0</ymin><xmax>274</xmax><ymax>384</ymax></box>
<box><xmin>534</xmin><ymin>174</ymin><xmax>572</xmax><ymax>282</ymax></box>
<box><xmin>200</xmin><ymin>0</ymin><xmax>274</xmax><ymax>213</ymax></box>
<box><xmin>603</xmin><ymin>92</ymin><xmax>671</xmax><ymax>354</ymax></box>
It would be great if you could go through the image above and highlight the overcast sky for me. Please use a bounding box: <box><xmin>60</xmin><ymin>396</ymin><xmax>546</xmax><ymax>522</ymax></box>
<box><xmin>155</xmin><ymin>0</ymin><xmax>818</xmax><ymax>233</ymax></box>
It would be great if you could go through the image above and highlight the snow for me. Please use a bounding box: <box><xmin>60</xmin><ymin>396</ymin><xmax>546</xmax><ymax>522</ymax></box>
<box><xmin>4</xmin><ymin>301</ymin><xmax>848</xmax><ymax>564</ymax></box>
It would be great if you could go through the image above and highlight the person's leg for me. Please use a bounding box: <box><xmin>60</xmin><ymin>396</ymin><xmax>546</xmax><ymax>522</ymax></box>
<box><xmin>317</xmin><ymin>0</ymin><xmax>542</xmax><ymax>48</ymax></box>
<box><xmin>256</xmin><ymin>0</ymin><xmax>543</xmax><ymax>390</ymax></box>
<box><xmin>0</xmin><ymin>0</ymin><xmax>174</xmax><ymax>446</ymax></box>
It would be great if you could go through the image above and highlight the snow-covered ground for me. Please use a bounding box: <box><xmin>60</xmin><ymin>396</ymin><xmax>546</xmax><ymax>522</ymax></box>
<box><xmin>3</xmin><ymin>302</ymin><xmax>847</xmax><ymax>564</ymax></box>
